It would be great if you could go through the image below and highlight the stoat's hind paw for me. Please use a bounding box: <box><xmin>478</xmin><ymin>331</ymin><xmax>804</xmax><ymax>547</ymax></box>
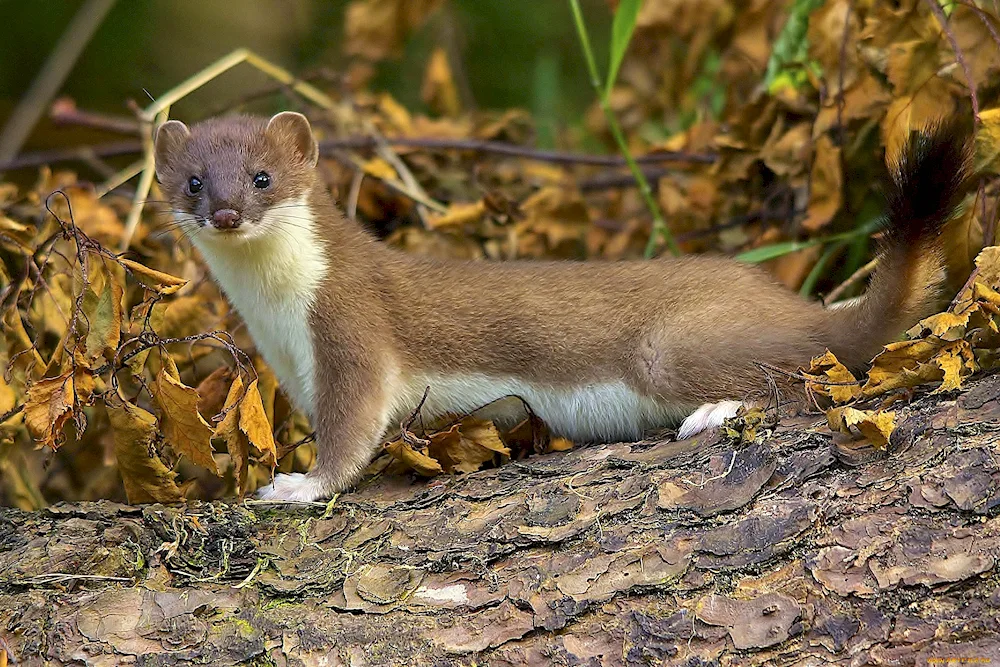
<box><xmin>677</xmin><ymin>401</ymin><xmax>742</xmax><ymax>440</ymax></box>
<box><xmin>257</xmin><ymin>472</ymin><xmax>330</xmax><ymax>502</ymax></box>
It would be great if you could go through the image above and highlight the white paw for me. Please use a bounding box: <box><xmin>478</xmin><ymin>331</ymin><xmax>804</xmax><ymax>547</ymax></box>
<box><xmin>677</xmin><ymin>401</ymin><xmax>742</xmax><ymax>440</ymax></box>
<box><xmin>256</xmin><ymin>472</ymin><xmax>329</xmax><ymax>502</ymax></box>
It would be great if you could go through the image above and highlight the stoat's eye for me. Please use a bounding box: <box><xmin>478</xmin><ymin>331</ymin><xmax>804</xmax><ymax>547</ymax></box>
<box><xmin>253</xmin><ymin>171</ymin><xmax>271</xmax><ymax>189</ymax></box>
<box><xmin>187</xmin><ymin>176</ymin><xmax>203</xmax><ymax>194</ymax></box>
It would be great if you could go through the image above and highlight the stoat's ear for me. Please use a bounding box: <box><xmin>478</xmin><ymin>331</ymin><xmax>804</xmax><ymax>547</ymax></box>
<box><xmin>153</xmin><ymin>120</ymin><xmax>190</xmax><ymax>181</ymax></box>
<box><xmin>266</xmin><ymin>111</ymin><xmax>319</xmax><ymax>167</ymax></box>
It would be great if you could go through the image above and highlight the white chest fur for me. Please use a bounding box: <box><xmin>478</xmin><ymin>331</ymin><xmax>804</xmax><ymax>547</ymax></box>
<box><xmin>188</xmin><ymin>195</ymin><xmax>326</xmax><ymax>416</ymax></box>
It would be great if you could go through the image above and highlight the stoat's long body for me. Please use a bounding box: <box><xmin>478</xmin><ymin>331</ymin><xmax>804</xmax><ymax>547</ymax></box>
<box><xmin>154</xmin><ymin>113</ymin><xmax>971</xmax><ymax>501</ymax></box>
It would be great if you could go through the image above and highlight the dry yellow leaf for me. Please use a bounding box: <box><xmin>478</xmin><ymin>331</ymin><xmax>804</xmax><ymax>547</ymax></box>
<box><xmin>361</xmin><ymin>156</ymin><xmax>398</xmax><ymax>181</ymax></box>
<box><xmin>3</xmin><ymin>308</ymin><xmax>45</xmax><ymax>372</ymax></box>
<box><xmin>428</xmin><ymin>418</ymin><xmax>511</xmax><ymax>474</ymax></box>
<box><xmin>239</xmin><ymin>380</ymin><xmax>277</xmax><ymax>468</ymax></box>
<box><xmin>827</xmin><ymin>407</ymin><xmax>896</xmax><ymax>450</ymax></box>
<box><xmin>0</xmin><ymin>373</ymin><xmax>15</xmax><ymax>417</ymax></box>
<box><xmin>427</xmin><ymin>201</ymin><xmax>487</xmax><ymax>230</ymax></box>
<box><xmin>906</xmin><ymin>310</ymin><xmax>972</xmax><ymax>341</ymax></box>
<box><xmin>547</xmin><ymin>437</ymin><xmax>575</xmax><ymax>452</ymax></box>
<box><xmin>215</xmin><ymin>376</ymin><xmax>277</xmax><ymax>495</ymax></box>
<box><xmin>217</xmin><ymin>376</ymin><xmax>249</xmax><ymax>495</ymax></box>
<box><xmin>422</xmin><ymin>46</ymin><xmax>461</xmax><ymax>117</ymax></box>
<box><xmin>152</xmin><ymin>364</ymin><xmax>219</xmax><ymax>474</ymax></box>
<box><xmin>932</xmin><ymin>340</ymin><xmax>977</xmax><ymax>393</ymax></box>
<box><xmin>881</xmin><ymin>80</ymin><xmax>954</xmax><ymax>165</ymax></box>
<box><xmin>119</xmin><ymin>258</ymin><xmax>188</xmax><ymax>295</ymax></box>
<box><xmin>804</xmin><ymin>350</ymin><xmax>860</xmax><ymax>404</ymax></box>
<box><xmin>975</xmin><ymin>246</ymin><xmax>1000</xmax><ymax>288</ymax></box>
<box><xmin>862</xmin><ymin>339</ymin><xmax>946</xmax><ymax>398</ymax></box>
<box><xmin>384</xmin><ymin>436</ymin><xmax>444</xmax><ymax>477</ymax></box>
<box><xmin>975</xmin><ymin>108</ymin><xmax>1000</xmax><ymax>174</ymax></box>
<box><xmin>107</xmin><ymin>400</ymin><xmax>185</xmax><ymax>504</ymax></box>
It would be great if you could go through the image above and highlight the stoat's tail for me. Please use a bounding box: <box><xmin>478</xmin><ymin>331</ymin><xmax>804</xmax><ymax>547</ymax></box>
<box><xmin>826</xmin><ymin>120</ymin><xmax>974</xmax><ymax>370</ymax></box>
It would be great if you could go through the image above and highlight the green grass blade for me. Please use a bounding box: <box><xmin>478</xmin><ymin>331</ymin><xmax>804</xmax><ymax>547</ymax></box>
<box><xmin>799</xmin><ymin>241</ymin><xmax>845</xmax><ymax>297</ymax></box>
<box><xmin>606</xmin><ymin>0</ymin><xmax>642</xmax><ymax>96</ymax></box>
<box><xmin>736</xmin><ymin>238</ymin><xmax>824</xmax><ymax>263</ymax></box>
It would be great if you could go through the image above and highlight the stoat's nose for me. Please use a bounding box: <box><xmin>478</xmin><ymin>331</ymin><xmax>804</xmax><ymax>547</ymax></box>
<box><xmin>212</xmin><ymin>208</ymin><xmax>241</xmax><ymax>230</ymax></box>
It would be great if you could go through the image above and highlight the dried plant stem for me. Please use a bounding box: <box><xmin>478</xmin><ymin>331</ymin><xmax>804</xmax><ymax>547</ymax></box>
<box><xmin>121</xmin><ymin>109</ymin><xmax>167</xmax><ymax>251</ymax></box>
<box><xmin>0</xmin><ymin>0</ymin><xmax>118</xmax><ymax>168</ymax></box>
<box><xmin>332</xmin><ymin>151</ymin><xmax>447</xmax><ymax>213</ymax></box>
<box><xmin>567</xmin><ymin>0</ymin><xmax>680</xmax><ymax>258</ymax></box>
<box><xmin>96</xmin><ymin>158</ymin><xmax>143</xmax><ymax>198</ymax></box>
<box><xmin>139</xmin><ymin>48</ymin><xmax>335</xmax><ymax>123</ymax></box>
<box><xmin>121</xmin><ymin>49</ymin><xmax>340</xmax><ymax>248</ymax></box>
<box><xmin>823</xmin><ymin>257</ymin><xmax>878</xmax><ymax>306</ymax></box>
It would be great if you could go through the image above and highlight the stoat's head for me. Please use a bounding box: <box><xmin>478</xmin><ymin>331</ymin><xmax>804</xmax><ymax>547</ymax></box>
<box><xmin>154</xmin><ymin>112</ymin><xmax>320</xmax><ymax>241</ymax></box>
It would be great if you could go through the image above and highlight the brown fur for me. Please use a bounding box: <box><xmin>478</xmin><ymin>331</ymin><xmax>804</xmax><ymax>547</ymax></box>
<box><xmin>155</xmin><ymin>114</ymin><xmax>973</xmax><ymax>499</ymax></box>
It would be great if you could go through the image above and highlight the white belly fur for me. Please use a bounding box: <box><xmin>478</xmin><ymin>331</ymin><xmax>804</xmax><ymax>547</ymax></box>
<box><xmin>187</xmin><ymin>194</ymin><xmax>326</xmax><ymax>416</ymax></box>
<box><xmin>386</xmin><ymin>372</ymin><xmax>690</xmax><ymax>442</ymax></box>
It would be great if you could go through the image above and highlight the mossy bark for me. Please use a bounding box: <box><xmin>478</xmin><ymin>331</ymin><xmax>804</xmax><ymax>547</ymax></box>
<box><xmin>3</xmin><ymin>375</ymin><xmax>1000</xmax><ymax>665</ymax></box>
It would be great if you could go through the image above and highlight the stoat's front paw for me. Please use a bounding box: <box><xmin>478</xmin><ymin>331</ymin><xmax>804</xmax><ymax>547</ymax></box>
<box><xmin>677</xmin><ymin>401</ymin><xmax>742</xmax><ymax>440</ymax></box>
<box><xmin>256</xmin><ymin>472</ymin><xmax>331</xmax><ymax>502</ymax></box>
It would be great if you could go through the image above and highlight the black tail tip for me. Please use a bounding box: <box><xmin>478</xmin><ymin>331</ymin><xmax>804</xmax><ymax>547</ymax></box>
<box><xmin>885</xmin><ymin>117</ymin><xmax>976</xmax><ymax>240</ymax></box>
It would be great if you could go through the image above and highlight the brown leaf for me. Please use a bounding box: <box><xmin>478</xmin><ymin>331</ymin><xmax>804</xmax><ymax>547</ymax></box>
<box><xmin>23</xmin><ymin>373</ymin><xmax>74</xmax><ymax>449</ymax></box>
<box><xmin>428</xmin><ymin>418</ymin><xmax>510</xmax><ymax>474</ymax></box>
<box><xmin>803</xmin><ymin>135</ymin><xmax>842</xmax><ymax>231</ymax></box>
<box><xmin>152</xmin><ymin>363</ymin><xmax>219</xmax><ymax>474</ymax></box>
<box><xmin>107</xmin><ymin>400</ymin><xmax>185</xmax><ymax>504</ymax></box>
<box><xmin>215</xmin><ymin>375</ymin><xmax>278</xmax><ymax>495</ymax></box>
<box><xmin>195</xmin><ymin>366</ymin><xmax>236</xmax><ymax>422</ymax></box>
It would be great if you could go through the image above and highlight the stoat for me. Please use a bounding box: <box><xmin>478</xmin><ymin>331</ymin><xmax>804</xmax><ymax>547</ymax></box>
<box><xmin>153</xmin><ymin>112</ymin><xmax>972</xmax><ymax>501</ymax></box>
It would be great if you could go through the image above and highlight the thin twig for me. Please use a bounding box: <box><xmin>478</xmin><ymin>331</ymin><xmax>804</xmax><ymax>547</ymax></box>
<box><xmin>924</xmin><ymin>0</ymin><xmax>980</xmax><ymax>123</ymax></box>
<box><xmin>0</xmin><ymin>141</ymin><xmax>141</xmax><ymax>171</ymax></box>
<box><xmin>49</xmin><ymin>99</ymin><xmax>140</xmax><ymax>135</ymax></box>
<box><xmin>756</xmin><ymin>361</ymin><xmax>863</xmax><ymax>386</ymax></box>
<box><xmin>0</xmin><ymin>405</ymin><xmax>24</xmax><ymax>424</ymax></box>
<box><xmin>0</xmin><ymin>135</ymin><xmax>715</xmax><ymax>174</ymax></box>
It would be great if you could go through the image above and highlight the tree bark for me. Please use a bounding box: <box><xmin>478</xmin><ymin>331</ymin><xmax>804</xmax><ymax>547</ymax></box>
<box><xmin>2</xmin><ymin>375</ymin><xmax>1000</xmax><ymax>666</ymax></box>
